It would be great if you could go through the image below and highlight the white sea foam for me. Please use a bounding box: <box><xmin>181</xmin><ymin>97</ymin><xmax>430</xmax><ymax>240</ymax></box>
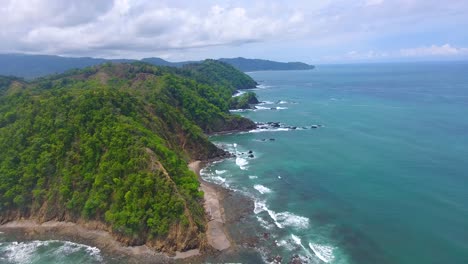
<box><xmin>256</xmin><ymin>216</ymin><xmax>274</xmax><ymax>230</ymax></box>
<box><xmin>309</xmin><ymin>243</ymin><xmax>335</xmax><ymax>263</ymax></box>
<box><xmin>258</xmin><ymin>100</ymin><xmax>274</xmax><ymax>105</ymax></box>
<box><xmin>278</xmin><ymin>175</ymin><xmax>282</xmax><ymax>179</ymax></box>
<box><xmin>3</xmin><ymin>240</ymin><xmax>102</xmax><ymax>263</ymax></box>
<box><xmin>254</xmin><ymin>200</ymin><xmax>309</xmax><ymax>229</ymax></box>
<box><xmin>249</xmin><ymin>175</ymin><xmax>258</xmax><ymax>179</ymax></box>
<box><xmin>254</xmin><ymin>106</ymin><xmax>271</xmax><ymax>110</ymax></box>
<box><xmin>291</xmin><ymin>234</ymin><xmax>302</xmax><ymax>245</ymax></box>
<box><xmin>291</xmin><ymin>234</ymin><xmax>316</xmax><ymax>259</ymax></box>
<box><xmin>276</xmin><ymin>212</ymin><xmax>310</xmax><ymax>229</ymax></box>
<box><xmin>215</xmin><ymin>170</ymin><xmax>227</xmax><ymax>175</ymax></box>
<box><xmin>277</xmin><ymin>239</ymin><xmax>296</xmax><ymax>251</ymax></box>
<box><xmin>236</xmin><ymin>157</ymin><xmax>248</xmax><ymax>170</ymax></box>
<box><xmin>256</xmin><ymin>84</ymin><xmax>272</xmax><ymax>89</ymax></box>
<box><xmin>247</xmin><ymin>127</ymin><xmax>290</xmax><ymax>133</ymax></box>
<box><xmin>278</xmin><ymin>100</ymin><xmax>288</xmax><ymax>104</ymax></box>
<box><xmin>276</xmin><ymin>106</ymin><xmax>288</xmax><ymax>110</ymax></box>
<box><xmin>253</xmin><ymin>184</ymin><xmax>272</xmax><ymax>194</ymax></box>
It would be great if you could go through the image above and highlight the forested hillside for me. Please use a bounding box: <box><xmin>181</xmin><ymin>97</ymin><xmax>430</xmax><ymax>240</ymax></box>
<box><xmin>0</xmin><ymin>60</ymin><xmax>256</xmax><ymax>252</ymax></box>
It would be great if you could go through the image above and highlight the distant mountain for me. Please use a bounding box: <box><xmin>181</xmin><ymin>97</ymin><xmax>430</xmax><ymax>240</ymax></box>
<box><xmin>142</xmin><ymin>56</ymin><xmax>315</xmax><ymax>72</ymax></box>
<box><xmin>141</xmin><ymin>57</ymin><xmax>195</xmax><ymax>68</ymax></box>
<box><xmin>219</xmin><ymin>57</ymin><xmax>315</xmax><ymax>72</ymax></box>
<box><xmin>0</xmin><ymin>54</ymin><xmax>107</xmax><ymax>79</ymax></box>
<box><xmin>0</xmin><ymin>54</ymin><xmax>314</xmax><ymax>79</ymax></box>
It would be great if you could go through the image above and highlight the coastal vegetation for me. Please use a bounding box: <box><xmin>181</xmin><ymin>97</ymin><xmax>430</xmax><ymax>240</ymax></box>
<box><xmin>0</xmin><ymin>60</ymin><xmax>256</xmax><ymax>252</ymax></box>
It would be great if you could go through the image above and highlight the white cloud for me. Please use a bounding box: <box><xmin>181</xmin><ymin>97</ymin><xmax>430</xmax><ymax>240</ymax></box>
<box><xmin>322</xmin><ymin>44</ymin><xmax>468</xmax><ymax>62</ymax></box>
<box><xmin>0</xmin><ymin>0</ymin><xmax>305</xmax><ymax>58</ymax></box>
<box><xmin>400</xmin><ymin>44</ymin><xmax>468</xmax><ymax>57</ymax></box>
<box><xmin>0</xmin><ymin>0</ymin><xmax>467</xmax><ymax>61</ymax></box>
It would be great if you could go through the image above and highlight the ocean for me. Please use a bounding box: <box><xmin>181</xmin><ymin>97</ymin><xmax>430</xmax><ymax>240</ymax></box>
<box><xmin>2</xmin><ymin>62</ymin><xmax>468</xmax><ymax>263</ymax></box>
<box><xmin>202</xmin><ymin>62</ymin><xmax>468</xmax><ymax>264</ymax></box>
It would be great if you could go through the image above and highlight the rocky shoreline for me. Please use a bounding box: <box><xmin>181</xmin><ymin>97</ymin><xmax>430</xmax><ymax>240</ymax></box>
<box><xmin>0</xmin><ymin>160</ymin><xmax>241</xmax><ymax>264</ymax></box>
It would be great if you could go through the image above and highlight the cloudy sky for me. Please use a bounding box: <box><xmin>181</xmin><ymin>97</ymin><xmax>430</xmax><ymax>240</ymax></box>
<box><xmin>1</xmin><ymin>0</ymin><xmax>467</xmax><ymax>63</ymax></box>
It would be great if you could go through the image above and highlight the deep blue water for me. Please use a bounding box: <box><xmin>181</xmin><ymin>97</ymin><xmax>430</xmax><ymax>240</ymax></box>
<box><xmin>2</xmin><ymin>62</ymin><xmax>467</xmax><ymax>263</ymax></box>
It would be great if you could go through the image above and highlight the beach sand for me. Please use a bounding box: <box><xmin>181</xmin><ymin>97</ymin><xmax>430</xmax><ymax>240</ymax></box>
<box><xmin>188</xmin><ymin>160</ymin><xmax>231</xmax><ymax>251</ymax></box>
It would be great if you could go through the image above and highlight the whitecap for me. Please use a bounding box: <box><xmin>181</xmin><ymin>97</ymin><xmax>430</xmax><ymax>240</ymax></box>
<box><xmin>291</xmin><ymin>234</ymin><xmax>302</xmax><ymax>245</ymax></box>
<box><xmin>247</xmin><ymin>127</ymin><xmax>290</xmax><ymax>133</ymax></box>
<box><xmin>235</xmin><ymin>157</ymin><xmax>248</xmax><ymax>170</ymax></box>
<box><xmin>258</xmin><ymin>100</ymin><xmax>274</xmax><ymax>105</ymax></box>
<box><xmin>276</xmin><ymin>212</ymin><xmax>310</xmax><ymax>229</ymax></box>
<box><xmin>277</xmin><ymin>239</ymin><xmax>296</xmax><ymax>251</ymax></box>
<box><xmin>215</xmin><ymin>170</ymin><xmax>227</xmax><ymax>175</ymax></box>
<box><xmin>276</xmin><ymin>106</ymin><xmax>288</xmax><ymax>110</ymax></box>
<box><xmin>253</xmin><ymin>184</ymin><xmax>272</xmax><ymax>194</ymax></box>
<box><xmin>278</xmin><ymin>100</ymin><xmax>288</xmax><ymax>104</ymax></box>
<box><xmin>2</xmin><ymin>240</ymin><xmax>102</xmax><ymax>263</ymax></box>
<box><xmin>290</xmin><ymin>234</ymin><xmax>316</xmax><ymax>259</ymax></box>
<box><xmin>309</xmin><ymin>243</ymin><xmax>335</xmax><ymax>263</ymax></box>
<box><xmin>249</xmin><ymin>175</ymin><xmax>258</xmax><ymax>179</ymax></box>
<box><xmin>278</xmin><ymin>175</ymin><xmax>282</xmax><ymax>179</ymax></box>
<box><xmin>256</xmin><ymin>84</ymin><xmax>272</xmax><ymax>89</ymax></box>
<box><xmin>256</xmin><ymin>216</ymin><xmax>274</xmax><ymax>230</ymax></box>
<box><xmin>254</xmin><ymin>106</ymin><xmax>271</xmax><ymax>110</ymax></box>
<box><xmin>254</xmin><ymin>200</ymin><xmax>309</xmax><ymax>229</ymax></box>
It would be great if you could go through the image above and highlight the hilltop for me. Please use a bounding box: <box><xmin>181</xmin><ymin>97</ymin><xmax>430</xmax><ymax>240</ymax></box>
<box><xmin>0</xmin><ymin>60</ymin><xmax>256</xmax><ymax>254</ymax></box>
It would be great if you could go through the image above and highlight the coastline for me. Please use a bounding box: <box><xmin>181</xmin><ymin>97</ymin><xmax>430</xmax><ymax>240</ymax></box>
<box><xmin>0</xmin><ymin>160</ymin><xmax>234</xmax><ymax>263</ymax></box>
<box><xmin>0</xmin><ymin>219</ymin><xmax>201</xmax><ymax>263</ymax></box>
<box><xmin>188</xmin><ymin>160</ymin><xmax>232</xmax><ymax>252</ymax></box>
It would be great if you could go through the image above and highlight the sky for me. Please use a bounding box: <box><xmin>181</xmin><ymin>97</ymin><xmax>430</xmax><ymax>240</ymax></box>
<box><xmin>1</xmin><ymin>0</ymin><xmax>467</xmax><ymax>63</ymax></box>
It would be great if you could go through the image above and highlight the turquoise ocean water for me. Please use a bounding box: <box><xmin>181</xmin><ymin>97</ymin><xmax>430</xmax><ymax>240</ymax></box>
<box><xmin>203</xmin><ymin>62</ymin><xmax>468</xmax><ymax>264</ymax></box>
<box><xmin>1</xmin><ymin>62</ymin><xmax>468</xmax><ymax>263</ymax></box>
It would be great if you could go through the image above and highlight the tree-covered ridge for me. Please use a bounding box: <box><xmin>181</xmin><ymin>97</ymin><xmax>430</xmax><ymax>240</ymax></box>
<box><xmin>0</xmin><ymin>61</ymin><xmax>256</xmax><ymax>252</ymax></box>
<box><xmin>181</xmin><ymin>59</ymin><xmax>258</xmax><ymax>91</ymax></box>
<box><xmin>230</xmin><ymin>92</ymin><xmax>260</xmax><ymax>109</ymax></box>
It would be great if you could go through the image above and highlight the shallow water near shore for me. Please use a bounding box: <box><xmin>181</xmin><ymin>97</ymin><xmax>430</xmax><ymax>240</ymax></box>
<box><xmin>202</xmin><ymin>62</ymin><xmax>468</xmax><ymax>264</ymax></box>
<box><xmin>2</xmin><ymin>62</ymin><xmax>468</xmax><ymax>263</ymax></box>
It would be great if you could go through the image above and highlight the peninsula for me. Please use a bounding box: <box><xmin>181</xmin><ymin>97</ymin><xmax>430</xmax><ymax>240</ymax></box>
<box><xmin>0</xmin><ymin>60</ymin><xmax>258</xmax><ymax>258</ymax></box>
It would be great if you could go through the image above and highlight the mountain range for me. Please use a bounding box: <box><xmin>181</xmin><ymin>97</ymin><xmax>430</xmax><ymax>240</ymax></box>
<box><xmin>0</xmin><ymin>54</ymin><xmax>314</xmax><ymax>79</ymax></box>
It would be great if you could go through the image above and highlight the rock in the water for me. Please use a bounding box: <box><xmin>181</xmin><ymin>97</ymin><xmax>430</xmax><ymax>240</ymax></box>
<box><xmin>269</xmin><ymin>138</ymin><xmax>276</xmax><ymax>141</ymax></box>
<box><xmin>248</xmin><ymin>150</ymin><xmax>253</xmax><ymax>154</ymax></box>
<box><xmin>311</xmin><ymin>125</ymin><xmax>318</xmax><ymax>128</ymax></box>
<box><xmin>288</xmin><ymin>255</ymin><xmax>304</xmax><ymax>264</ymax></box>
<box><xmin>271</xmin><ymin>122</ymin><xmax>280</xmax><ymax>128</ymax></box>
<box><xmin>248</xmin><ymin>154</ymin><xmax>254</xmax><ymax>158</ymax></box>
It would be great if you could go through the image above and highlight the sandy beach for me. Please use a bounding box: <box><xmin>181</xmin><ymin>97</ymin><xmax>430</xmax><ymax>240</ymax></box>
<box><xmin>188</xmin><ymin>160</ymin><xmax>232</xmax><ymax>251</ymax></box>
